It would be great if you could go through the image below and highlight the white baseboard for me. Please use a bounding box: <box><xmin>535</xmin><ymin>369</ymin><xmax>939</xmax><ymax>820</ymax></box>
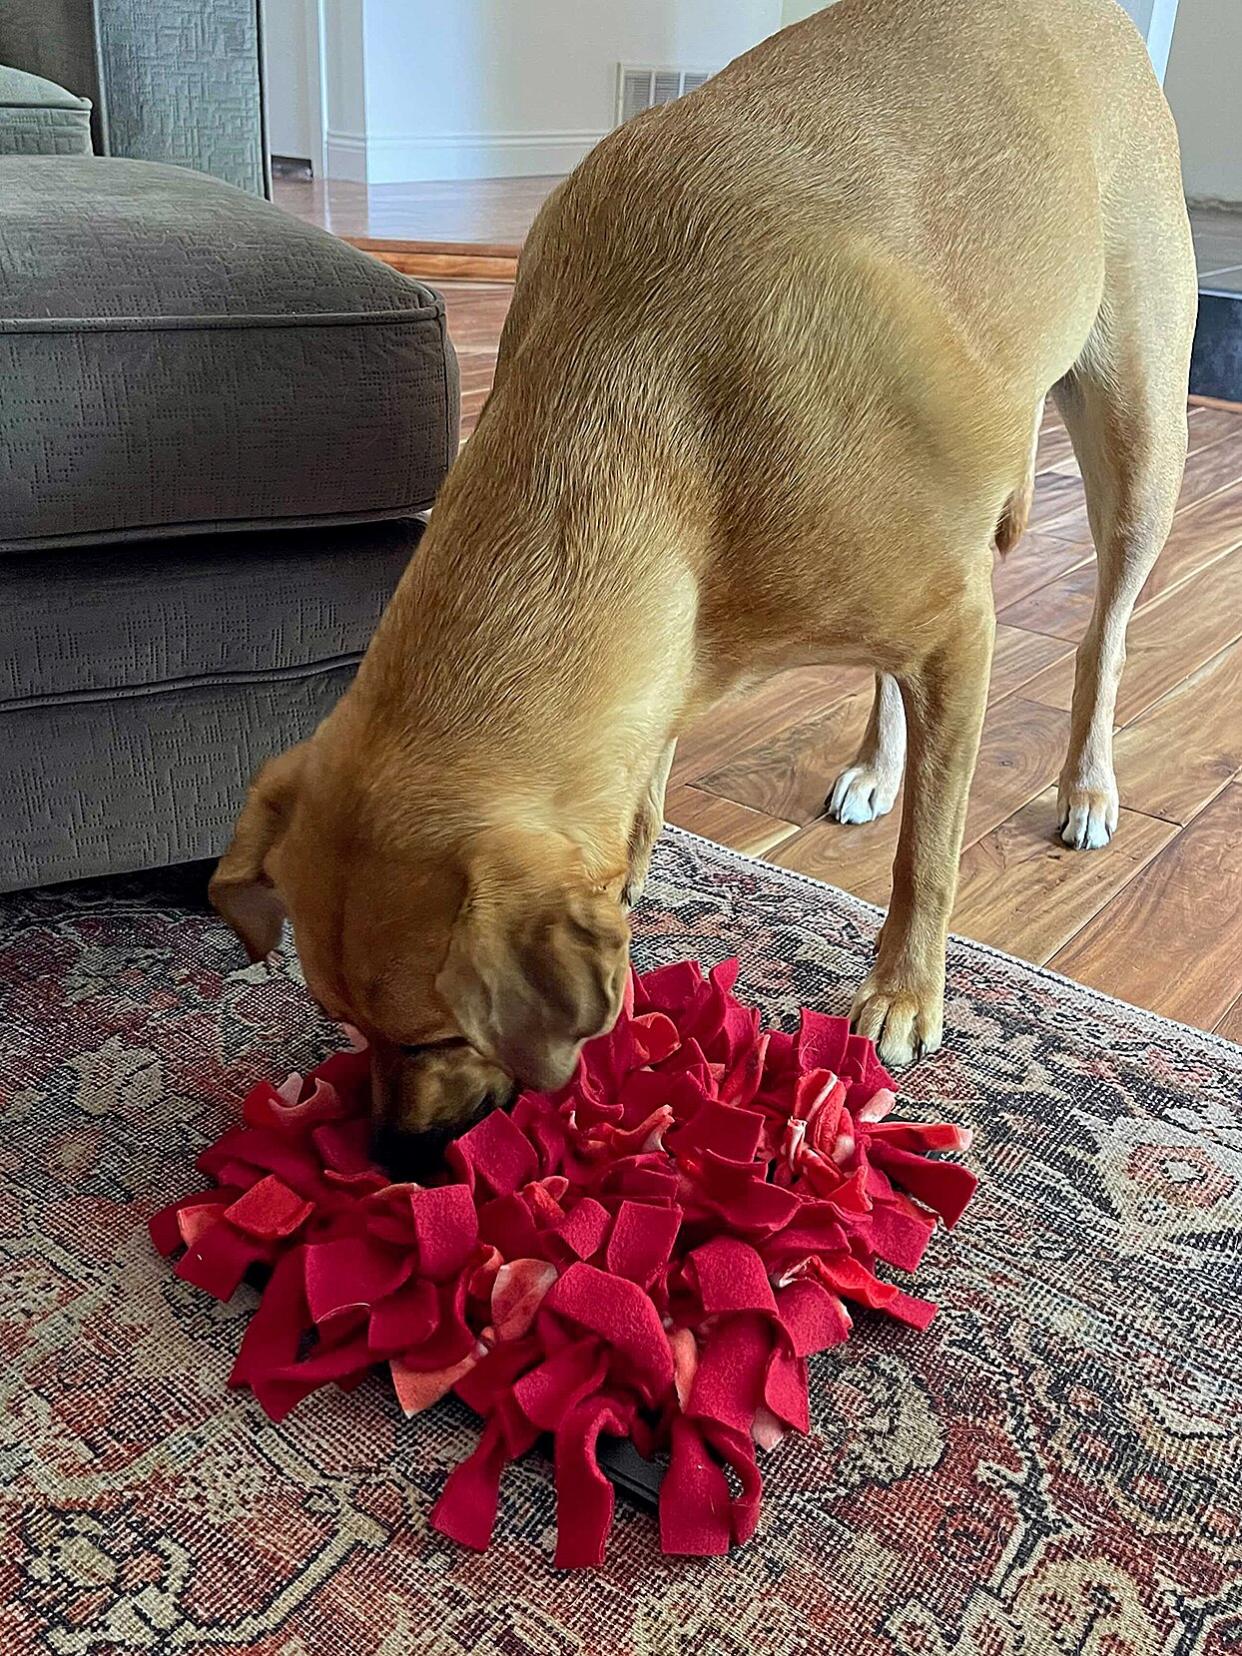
<box><xmin>324</xmin><ymin>131</ymin><xmax>368</xmax><ymax>184</ymax></box>
<box><xmin>325</xmin><ymin>128</ymin><xmax>606</xmax><ymax>184</ymax></box>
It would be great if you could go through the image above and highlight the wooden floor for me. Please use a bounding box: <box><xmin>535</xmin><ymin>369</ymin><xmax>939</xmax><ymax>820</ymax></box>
<box><xmin>435</xmin><ymin>278</ymin><xmax>1242</xmax><ymax>1039</ymax></box>
<box><xmin>273</xmin><ymin>175</ymin><xmax>556</xmax><ymax>246</ymax></box>
<box><xmin>279</xmin><ymin>173</ymin><xmax>1241</xmax><ymax>287</ymax></box>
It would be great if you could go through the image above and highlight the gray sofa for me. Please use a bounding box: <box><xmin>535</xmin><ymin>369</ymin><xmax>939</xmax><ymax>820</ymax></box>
<box><xmin>0</xmin><ymin>113</ymin><xmax>458</xmax><ymax>891</ymax></box>
<box><xmin>0</xmin><ymin>0</ymin><xmax>268</xmax><ymax>193</ymax></box>
<box><xmin>0</xmin><ymin>64</ymin><xmax>92</xmax><ymax>155</ymax></box>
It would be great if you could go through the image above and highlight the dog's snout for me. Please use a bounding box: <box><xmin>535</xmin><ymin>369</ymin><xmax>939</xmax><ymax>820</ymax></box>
<box><xmin>370</xmin><ymin>1122</ymin><xmax>454</xmax><ymax>1182</ymax></box>
<box><xmin>369</xmin><ymin>1042</ymin><xmax>517</xmax><ymax>1178</ymax></box>
<box><xmin>370</xmin><ymin>1079</ymin><xmax>516</xmax><ymax>1181</ymax></box>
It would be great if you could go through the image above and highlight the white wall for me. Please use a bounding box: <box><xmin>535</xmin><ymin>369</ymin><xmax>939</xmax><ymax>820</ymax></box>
<box><xmin>780</xmin><ymin>0</ymin><xmax>834</xmax><ymax>25</ymax></box>
<box><xmin>1164</xmin><ymin>0</ymin><xmax>1242</xmax><ymax>204</ymax></box>
<box><xmin>265</xmin><ymin>0</ymin><xmax>315</xmax><ymax>160</ymax></box>
<box><xmin>327</xmin><ymin>0</ymin><xmax>785</xmax><ymax>183</ymax></box>
<box><xmin>321</xmin><ymin>0</ymin><xmax>367</xmax><ymax>179</ymax></box>
<box><xmin>1116</xmin><ymin>0</ymin><xmax>1180</xmax><ymax>79</ymax></box>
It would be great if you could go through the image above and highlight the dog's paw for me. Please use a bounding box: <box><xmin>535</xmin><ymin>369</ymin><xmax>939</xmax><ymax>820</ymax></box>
<box><xmin>826</xmin><ymin>764</ymin><xmax>899</xmax><ymax>826</ymax></box>
<box><xmin>849</xmin><ymin>974</ymin><xmax>943</xmax><ymax>1069</ymax></box>
<box><xmin>620</xmin><ymin>871</ymin><xmax>647</xmax><ymax>911</ymax></box>
<box><xmin>1057</xmin><ymin>778</ymin><xmax>1118</xmax><ymax>851</ymax></box>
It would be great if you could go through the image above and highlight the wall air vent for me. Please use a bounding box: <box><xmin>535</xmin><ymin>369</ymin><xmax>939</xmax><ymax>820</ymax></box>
<box><xmin>616</xmin><ymin>66</ymin><xmax>714</xmax><ymax>126</ymax></box>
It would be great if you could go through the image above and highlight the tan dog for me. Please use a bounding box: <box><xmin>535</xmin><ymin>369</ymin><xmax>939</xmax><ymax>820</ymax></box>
<box><xmin>212</xmin><ymin>0</ymin><xmax>1196</xmax><ymax>1166</ymax></box>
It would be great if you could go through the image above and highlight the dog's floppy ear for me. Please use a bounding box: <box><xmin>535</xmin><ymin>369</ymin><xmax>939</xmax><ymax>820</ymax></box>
<box><xmin>436</xmin><ymin>828</ymin><xmax>630</xmax><ymax>1091</ymax></box>
<box><xmin>209</xmin><ymin>744</ymin><xmax>308</xmax><ymax>961</ymax></box>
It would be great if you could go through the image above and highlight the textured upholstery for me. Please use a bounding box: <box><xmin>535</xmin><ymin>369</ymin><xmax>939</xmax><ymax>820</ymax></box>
<box><xmin>0</xmin><ymin>158</ymin><xmax>459</xmax><ymax>553</ymax></box>
<box><xmin>0</xmin><ymin>65</ymin><xmax>93</xmax><ymax>156</ymax></box>
<box><xmin>0</xmin><ymin>0</ymin><xmax>267</xmax><ymax>193</ymax></box>
<box><xmin>0</xmin><ymin>2</ymin><xmax>105</xmax><ymax>152</ymax></box>
<box><xmin>94</xmin><ymin>0</ymin><xmax>267</xmax><ymax>195</ymax></box>
<box><xmin>1</xmin><ymin>151</ymin><xmax>456</xmax><ymax>892</ymax></box>
<box><xmin>1</xmin><ymin>521</ymin><xmax>423</xmax><ymax>892</ymax></box>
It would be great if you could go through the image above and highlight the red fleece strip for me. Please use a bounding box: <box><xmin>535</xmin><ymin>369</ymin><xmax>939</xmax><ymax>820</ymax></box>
<box><xmin>152</xmin><ymin>956</ymin><xmax>977</xmax><ymax>1566</ymax></box>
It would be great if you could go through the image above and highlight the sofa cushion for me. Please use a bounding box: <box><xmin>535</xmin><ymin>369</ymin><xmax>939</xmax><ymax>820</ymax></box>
<box><xmin>0</xmin><ymin>519</ymin><xmax>421</xmax><ymax>891</ymax></box>
<box><xmin>2</xmin><ymin>519</ymin><xmax>420</xmax><ymax>705</ymax></box>
<box><xmin>0</xmin><ymin>158</ymin><xmax>459</xmax><ymax>553</ymax></box>
<box><xmin>0</xmin><ymin>65</ymin><xmax>92</xmax><ymax>156</ymax></box>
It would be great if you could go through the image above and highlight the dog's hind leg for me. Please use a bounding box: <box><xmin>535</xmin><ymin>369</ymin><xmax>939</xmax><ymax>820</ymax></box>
<box><xmin>1052</xmin><ymin>161</ymin><xmax>1197</xmax><ymax>849</ymax></box>
<box><xmin>829</xmin><ymin>391</ymin><xmax>1044</xmax><ymax>834</ymax></box>
<box><xmin>826</xmin><ymin>674</ymin><xmax>906</xmax><ymax>825</ymax></box>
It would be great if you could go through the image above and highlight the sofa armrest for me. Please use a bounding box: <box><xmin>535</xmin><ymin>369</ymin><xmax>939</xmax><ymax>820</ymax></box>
<box><xmin>0</xmin><ymin>65</ymin><xmax>93</xmax><ymax>156</ymax></box>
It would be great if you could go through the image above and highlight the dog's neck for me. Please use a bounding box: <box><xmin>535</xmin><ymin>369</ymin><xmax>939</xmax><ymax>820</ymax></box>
<box><xmin>348</xmin><ymin>417</ymin><xmax>704</xmax><ymax>882</ymax></box>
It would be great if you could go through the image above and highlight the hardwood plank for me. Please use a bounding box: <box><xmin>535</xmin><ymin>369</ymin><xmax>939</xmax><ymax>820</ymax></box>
<box><xmin>998</xmin><ymin>561</ymin><xmax>1095</xmax><ymax>641</ymax></box>
<box><xmin>1027</xmin><ymin>469</ymin><xmax>1089</xmax><ymax>533</ymax></box>
<box><xmin>695</xmin><ymin>635</ymin><xmax>1069</xmax><ymax>830</ymax></box>
<box><xmin>437</xmin><ymin>281</ymin><xmax>514</xmax><ymax>345</ymax></box>
<box><xmin>991</xmin><ymin>533</ymin><xmax>1092</xmax><ymax>611</ymax></box>
<box><xmin>350</xmin><ymin>236</ymin><xmax>520</xmax><ymax>260</ymax></box>
<box><xmin>1034</xmin><ymin>420</ymin><xmax>1078</xmax><ymax>471</ymax></box>
<box><xmin>999</xmin><ymin>484</ymin><xmax>1242</xmax><ymax>642</ymax></box>
<box><xmin>663</xmin><ymin>786</ymin><xmax>798</xmax><ymax>856</ymax></box>
<box><xmin>459</xmin><ymin>388</ymin><xmax>491</xmax><ymax>441</ymax></box>
<box><xmin>1185</xmin><ymin>402</ymin><xmax>1238</xmax><ymax>447</ymax></box>
<box><xmin>1188</xmin><ymin>394</ymin><xmax>1242</xmax><ymax>417</ymax></box>
<box><xmin>1041</xmin><ymin>397</ymin><xmax>1068</xmax><ymax>427</ymax></box>
<box><xmin>1049</xmin><ymin>783</ymin><xmax>1242</xmax><ymax>1026</ymax></box>
<box><xmin>988</xmin><ymin>625</ymin><xmax>1075</xmax><ymax>701</ymax></box>
<box><xmin>670</xmin><ymin>667</ymin><xmax>867</xmax><ymax>787</ymax></box>
<box><xmin>672</xmin><ymin>662</ymin><xmax>867</xmax><ymax>784</ymax></box>
<box><xmin>1165</xmin><ymin>423</ymin><xmax>1242</xmax><ymax>500</ymax></box>
<box><xmin>951</xmin><ymin>788</ymin><xmax>1177</xmax><ymax>961</ymax></box>
<box><xmin>1021</xmin><ymin>544</ymin><xmax>1242</xmax><ymax>721</ymax></box>
<box><xmin>1184</xmin><ymin>403</ymin><xmax>1242</xmax><ymax>449</ymax></box>
<box><xmin>1137</xmin><ymin>481</ymin><xmax>1242</xmax><ymax>606</ymax></box>
<box><xmin>1214</xmin><ymin>996</ymin><xmax>1242</xmax><ymax>1043</ymax></box>
<box><xmin>1031</xmin><ymin>405</ymin><xmax>1234</xmax><ymax>488</ymax></box>
<box><xmin>767</xmin><ymin>696</ymin><xmax>1068</xmax><ymax>904</ymax></box>
<box><xmin>460</xmin><ymin>374</ymin><xmax>500</xmax><ymax>409</ymax></box>
<box><xmin>1037</xmin><ymin>428</ymin><xmax>1242</xmax><ymax>549</ymax></box>
<box><xmin>767</xmin><ymin>807</ymin><xmax>898</xmax><ymax>905</ymax></box>
<box><xmin>1113</xmin><ymin>638</ymin><xmax>1242</xmax><ymax>825</ymax></box>
<box><xmin>1047</xmin><ymin>404</ymin><xmax>1233</xmax><ymax>455</ymax></box>
<box><xmin>274</xmin><ymin>173</ymin><xmax>557</xmax><ymax>245</ymax></box>
<box><xmin>1022</xmin><ymin>410</ymin><xmax>1241</xmax><ymax>548</ymax></box>
<box><xmin>697</xmin><ymin>681</ymin><xmax>877</xmax><ymax>824</ymax></box>
<box><xmin>355</xmin><ymin>244</ymin><xmax>518</xmax><ymax>280</ymax></box>
<box><xmin>1038</xmin><ymin>401</ymin><xmax>1224</xmax><ymax>448</ymax></box>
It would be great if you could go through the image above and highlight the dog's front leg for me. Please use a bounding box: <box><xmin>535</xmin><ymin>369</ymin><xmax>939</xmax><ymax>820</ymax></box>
<box><xmin>622</xmin><ymin>741</ymin><xmax>676</xmax><ymax>908</ymax></box>
<box><xmin>850</xmin><ymin>598</ymin><xmax>993</xmax><ymax>1067</ymax></box>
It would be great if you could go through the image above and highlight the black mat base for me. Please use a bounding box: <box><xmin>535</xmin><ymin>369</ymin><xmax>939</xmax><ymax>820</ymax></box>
<box><xmin>1190</xmin><ymin>288</ymin><xmax>1242</xmax><ymax>402</ymax></box>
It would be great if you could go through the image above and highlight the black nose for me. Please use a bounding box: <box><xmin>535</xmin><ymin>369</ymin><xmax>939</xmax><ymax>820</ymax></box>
<box><xmin>370</xmin><ymin>1124</ymin><xmax>454</xmax><ymax>1183</ymax></box>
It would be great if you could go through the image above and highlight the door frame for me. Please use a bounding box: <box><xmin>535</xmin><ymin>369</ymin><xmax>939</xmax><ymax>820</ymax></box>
<box><xmin>305</xmin><ymin>0</ymin><xmax>328</xmax><ymax>178</ymax></box>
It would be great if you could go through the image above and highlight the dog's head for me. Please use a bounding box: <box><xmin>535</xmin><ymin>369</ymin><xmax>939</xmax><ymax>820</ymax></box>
<box><xmin>209</xmin><ymin>741</ymin><xmax>630</xmax><ymax>1175</ymax></box>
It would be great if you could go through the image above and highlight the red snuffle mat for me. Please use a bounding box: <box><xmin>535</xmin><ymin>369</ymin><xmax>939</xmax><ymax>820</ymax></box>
<box><xmin>152</xmin><ymin>959</ymin><xmax>977</xmax><ymax>1566</ymax></box>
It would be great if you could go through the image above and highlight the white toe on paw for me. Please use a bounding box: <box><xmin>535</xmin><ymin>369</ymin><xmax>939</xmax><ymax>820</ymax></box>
<box><xmin>1058</xmin><ymin>784</ymin><xmax>1119</xmax><ymax>851</ymax></box>
<box><xmin>827</xmin><ymin>765</ymin><xmax>898</xmax><ymax>827</ymax></box>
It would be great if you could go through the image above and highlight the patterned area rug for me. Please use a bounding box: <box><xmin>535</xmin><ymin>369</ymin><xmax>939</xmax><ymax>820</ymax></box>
<box><xmin>2</xmin><ymin>829</ymin><xmax>1240</xmax><ymax>1656</ymax></box>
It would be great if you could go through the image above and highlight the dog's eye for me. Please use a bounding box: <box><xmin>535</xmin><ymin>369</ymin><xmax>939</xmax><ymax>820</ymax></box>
<box><xmin>399</xmin><ymin>1035</ymin><xmax>469</xmax><ymax>1058</ymax></box>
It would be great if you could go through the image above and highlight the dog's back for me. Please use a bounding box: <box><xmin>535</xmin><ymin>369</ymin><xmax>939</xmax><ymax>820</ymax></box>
<box><xmin>511</xmin><ymin>0</ymin><xmax>1174</xmax><ymax>399</ymax></box>
<box><xmin>481</xmin><ymin>0</ymin><xmax>1186</xmax><ymax>652</ymax></box>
